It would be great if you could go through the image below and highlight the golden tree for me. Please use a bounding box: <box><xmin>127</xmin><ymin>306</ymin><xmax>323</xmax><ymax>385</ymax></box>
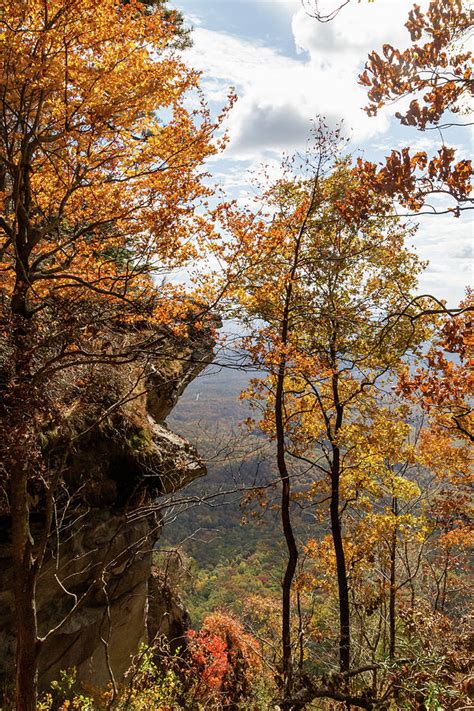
<box><xmin>216</xmin><ymin>122</ymin><xmax>435</xmax><ymax>707</ymax></box>
<box><xmin>0</xmin><ymin>1</ymin><xmax>229</xmax><ymax>707</ymax></box>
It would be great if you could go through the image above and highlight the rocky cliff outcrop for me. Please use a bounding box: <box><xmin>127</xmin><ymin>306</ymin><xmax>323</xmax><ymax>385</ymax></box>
<box><xmin>0</xmin><ymin>316</ymin><xmax>216</xmax><ymax>690</ymax></box>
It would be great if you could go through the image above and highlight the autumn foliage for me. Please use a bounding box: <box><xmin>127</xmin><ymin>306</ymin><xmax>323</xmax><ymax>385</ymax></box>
<box><xmin>353</xmin><ymin>145</ymin><xmax>471</xmax><ymax>214</ymax></box>
<box><xmin>360</xmin><ymin>0</ymin><xmax>473</xmax><ymax>128</ymax></box>
<box><xmin>211</xmin><ymin>115</ymin><xmax>473</xmax><ymax>707</ymax></box>
<box><xmin>0</xmin><ymin>2</ymin><xmax>228</xmax><ymax>708</ymax></box>
<box><xmin>187</xmin><ymin>612</ymin><xmax>263</xmax><ymax>706</ymax></box>
<box><xmin>359</xmin><ymin>0</ymin><xmax>473</xmax><ymax>215</ymax></box>
<box><xmin>398</xmin><ymin>293</ymin><xmax>473</xmax><ymax>441</ymax></box>
<box><xmin>0</xmin><ymin>0</ymin><xmax>230</xmax><ymax>324</ymax></box>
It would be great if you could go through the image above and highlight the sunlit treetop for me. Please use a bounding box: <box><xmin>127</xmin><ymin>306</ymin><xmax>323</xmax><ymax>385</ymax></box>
<box><xmin>0</xmin><ymin>0</ymin><xmax>233</xmax><ymax>325</ymax></box>
<box><xmin>217</xmin><ymin>154</ymin><xmax>431</xmax><ymax>373</ymax></box>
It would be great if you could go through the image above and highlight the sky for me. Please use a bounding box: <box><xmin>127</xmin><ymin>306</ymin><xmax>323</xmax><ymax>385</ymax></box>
<box><xmin>170</xmin><ymin>0</ymin><xmax>472</xmax><ymax>306</ymax></box>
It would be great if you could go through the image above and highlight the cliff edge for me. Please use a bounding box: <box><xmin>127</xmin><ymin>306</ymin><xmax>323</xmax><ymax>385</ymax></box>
<box><xmin>0</xmin><ymin>315</ymin><xmax>216</xmax><ymax>690</ymax></box>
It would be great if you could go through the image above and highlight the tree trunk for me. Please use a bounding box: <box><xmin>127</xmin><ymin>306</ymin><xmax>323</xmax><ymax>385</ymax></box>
<box><xmin>10</xmin><ymin>412</ymin><xmax>40</xmax><ymax>711</ymax></box>
<box><xmin>275</xmin><ymin>357</ymin><xmax>299</xmax><ymax>697</ymax></box>
<box><xmin>272</xmin><ymin>174</ymin><xmax>319</xmax><ymax>705</ymax></box>
<box><xmin>330</xmin><ymin>459</ymin><xmax>350</xmax><ymax>673</ymax></box>
<box><xmin>12</xmin><ymin>543</ymin><xmax>39</xmax><ymax>711</ymax></box>
<box><xmin>329</xmin><ymin>363</ymin><xmax>350</xmax><ymax>675</ymax></box>
<box><xmin>440</xmin><ymin>550</ymin><xmax>450</xmax><ymax>613</ymax></box>
<box><xmin>8</xmin><ymin>312</ymin><xmax>41</xmax><ymax>710</ymax></box>
<box><xmin>388</xmin><ymin>497</ymin><xmax>398</xmax><ymax>660</ymax></box>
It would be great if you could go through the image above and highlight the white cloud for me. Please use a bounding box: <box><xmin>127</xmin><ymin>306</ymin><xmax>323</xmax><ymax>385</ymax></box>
<box><xmin>291</xmin><ymin>1</ymin><xmax>417</xmax><ymax>58</ymax></box>
<box><xmin>370</xmin><ymin>134</ymin><xmax>471</xmax><ymax>158</ymax></box>
<box><xmin>181</xmin><ymin>0</ymin><xmax>432</xmax><ymax>160</ymax></box>
<box><xmin>183</xmin><ymin>10</ymin><xmax>203</xmax><ymax>26</ymax></box>
<box><xmin>415</xmin><ymin>215</ymin><xmax>473</xmax><ymax>306</ymax></box>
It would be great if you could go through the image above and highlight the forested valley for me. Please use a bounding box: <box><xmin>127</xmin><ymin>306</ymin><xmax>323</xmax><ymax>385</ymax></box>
<box><xmin>0</xmin><ymin>0</ymin><xmax>472</xmax><ymax>709</ymax></box>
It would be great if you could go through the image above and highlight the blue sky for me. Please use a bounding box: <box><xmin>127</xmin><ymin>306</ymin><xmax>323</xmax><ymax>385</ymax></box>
<box><xmin>171</xmin><ymin>0</ymin><xmax>472</xmax><ymax>306</ymax></box>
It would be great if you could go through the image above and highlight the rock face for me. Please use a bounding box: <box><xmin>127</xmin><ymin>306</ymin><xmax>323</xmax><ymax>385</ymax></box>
<box><xmin>38</xmin><ymin>513</ymin><xmax>154</xmax><ymax>688</ymax></box>
<box><xmin>147</xmin><ymin>565</ymin><xmax>192</xmax><ymax>655</ymax></box>
<box><xmin>0</xmin><ymin>320</ymin><xmax>215</xmax><ymax>691</ymax></box>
